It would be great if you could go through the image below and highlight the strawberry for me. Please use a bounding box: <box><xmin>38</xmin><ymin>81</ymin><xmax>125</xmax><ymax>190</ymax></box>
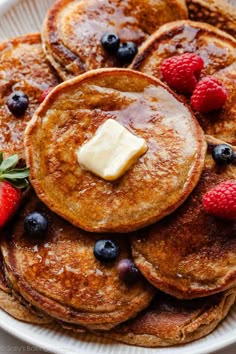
<box><xmin>0</xmin><ymin>181</ymin><xmax>22</xmax><ymax>227</ymax></box>
<box><xmin>0</xmin><ymin>153</ymin><xmax>29</xmax><ymax>227</ymax></box>
<box><xmin>202</xmin><ymin>180</ymin><xmax>236</xmax><ymax>220</ymax></box>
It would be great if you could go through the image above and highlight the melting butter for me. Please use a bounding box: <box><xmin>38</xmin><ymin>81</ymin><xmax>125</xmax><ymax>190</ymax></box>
<box><xmin>77</xmin><ymin>119</ymin><xmax>147</xmax><ymax>181</ymax></box>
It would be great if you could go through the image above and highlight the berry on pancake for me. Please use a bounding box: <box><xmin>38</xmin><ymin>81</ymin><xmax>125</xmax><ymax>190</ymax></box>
<box><xmin>160</xmin><ymin>53</ymin><xmax>204</xmax><ymax>93</ymax></box>
<box><xmin>212</xmin><ymin>144</ymin><xmax>235</xmax><ymax>166</ymax></box>
<box><xmin>203</xmin><ymin>180</ymin><xmax>236</xmax><ymax>220</ymax></box>
<box><xmin>191</xmin><ymin>77</ymin><xmax>227</xmax><ymax>113</ymax></box>
<box><xmin>39</xmin><ymin>87</ymin><xmax>54</xmax><ymax>103</ymax></box>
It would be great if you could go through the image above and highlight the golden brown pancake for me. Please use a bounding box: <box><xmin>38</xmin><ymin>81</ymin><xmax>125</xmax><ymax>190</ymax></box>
<box><xmin>187</xmin><ymin>0</ymin><xmax>236</xmax><ymax>37</ymax></box>
<box><xmin>0</xmin><ymin>246</ymin><xmax>51</xmax><ymax>324</ymax></box>
<box><xmin>131</xmin><ymin>20</ymin><xmax>236</xmax><ymax>144</ymax></box>
<box><xmin>42</xmin><ymin>0</ymin><xmax>188</xmax><ymax>80</ymax></box>
<box><xmin>99</xmin><ymin>288</ymin><xmax>236</xmax><ymax>347</ymax></box>
<box><xmin>131</xmin><ymin>20</ymin><xmax>236</xmax><ymax>79</ymax></box>
<box><xmin>1</xmin><ymin>191</ymin><xmax>155</xmax><ymax>330</ymax></box>
<box><xmin>0</xmin><ymin>33</ymin><xmax>59</xmax><ymax>158</ymax></box>
<box><xmin>131</xmin><ymin>136</ymin><xmax>236</xmax><ymax>299</ymax></box>
<box><xmin>195</xmin><ymin>62</ymin><xmax>236</xmax><ymax>145</ymax></box>
<box><xmin>24</xmin><ymin>68</ymin><xmax>206</xmax><ymax>233</ymax></box>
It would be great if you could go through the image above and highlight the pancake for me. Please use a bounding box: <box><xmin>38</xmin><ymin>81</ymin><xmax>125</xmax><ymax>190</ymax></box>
<box><xmin>1</xmin><ymin>191</ymin><xmax>155</xmax><ymax>330</ymax></box>
<box><xmin>42</xmin><ymin>0</ymin><xmax>188</xmax><ymax>80</ymax></box>
<box><xmin>0</xmin><ymin>33</ymin><xmax>59</xmax><ymax>159</ymax></box>
<box><xmin>131</xmin><ymin>20</ymin><xmax>236</xmax><ymax>79</ymax></box>
<box><xmin>131</xmin><ymin>136</ymin><xmax>236</xmax><ymax>299</ymax></box>
<box><xmin>187</xmin><ymin>0</ymin><xmax>236</xmax><ymax>37</ymax></box>
<box><xmin>99</xmin><ymin>288</ymin><xmax>236</xmax><ymax>347</ymax></box>
<box><xmin>195</xmin><ymin>62</ymin><xmax>236</xmax><ymax>145</ymax></box>
<box><xmin>24</xmin><ymin>68</ymin><xmax>206</xmax><ymax>233</ymax></box>
<box><xmin>0</xmin><ymin>246</ymin><xmax>51</xmax><ymax>324</ymax></box>
<box><xmin>130</xmin><ymin>20</ymin><xmax>236</xmax><ymax>144</ymax></box>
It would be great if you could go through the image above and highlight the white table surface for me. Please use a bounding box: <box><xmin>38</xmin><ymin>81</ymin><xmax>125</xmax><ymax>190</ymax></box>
<box><xmin>0</xmin><ymin>0</ymin><xmax>236</xmax><ymax>353</ymax></box>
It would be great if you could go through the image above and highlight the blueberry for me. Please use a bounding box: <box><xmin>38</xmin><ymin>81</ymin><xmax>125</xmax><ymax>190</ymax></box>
<box><xmin>101</xmin><ymin>33</ymin><xmax>120</xmax><ymax>53</ymax></box>
<box><xmin>117</xmin><ymin>259</ymin><xmax>140</xmax><ymax>284</ymax></box>
<box><xmin>24</xmin><ymin>212</ymin><xmax>48</xmax><ymax>237</ymax></box>
<box><xmin>117</xmin><ymin>42</ymin><xmax>138</xmax><ymax>64</ymax></box>
<box><xmin>6</xmin><ymin>91</ymin><xmax>29</xmax><ymax>116</ymax></box>
<box><xmin>212</xmin><ymin>144</ymin><xmax>234</xmax><ymax>166</ymax></box>
<box><xmin>94</xmin><ymin>239</ymin><xmax>119</xmax><ymax>262</ymax></box>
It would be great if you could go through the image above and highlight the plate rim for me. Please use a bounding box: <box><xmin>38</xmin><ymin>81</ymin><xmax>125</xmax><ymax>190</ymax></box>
<box><xmin>0</xmin><ymin>0</ymin><xmax>19</xmax><ymax>15</ymax></box>
<box><xmin>0</xmin><ymin>306</ymin><xmax>236</xmax><ymax>354</ymax></box>
<box><xmin>0</xmin><ymin>0</ymin><xmax>236</xmax><ymax>353</ymax></box>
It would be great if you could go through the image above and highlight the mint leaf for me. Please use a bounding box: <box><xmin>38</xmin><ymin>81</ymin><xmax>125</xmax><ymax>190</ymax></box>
<box><xmin>1</xmin><ymin>168</ymin><xmax>30</xmax><ymax>180</ymax></box>
<box><xmin>0</xmin><ymin>154</ymin><xmax>30</xmax><ymax>189</ymax></box>
<box><xmin>0</xmin><ymin>153</ymin><xmax>3</xmax><ymax>165</ymax></box>
<box><xmin>0</xmin><ymin>154</ymin><xmax>19</xmax><ymax>172</ymax></box>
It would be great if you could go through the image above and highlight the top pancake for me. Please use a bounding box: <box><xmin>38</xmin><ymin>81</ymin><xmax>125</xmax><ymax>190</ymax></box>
<box><xmin>0</xmin><ymin>33</ymin><xmax>59</xmax><ymax>158</ymax></box>
<box><xmin>131</xmin><ymin>20</ymin><xmax>236</xmax><ymax>79</ymax></box>
<box><xmin>42</xmin><ymin>0</ymin><xmax>188</xmax><ymax>80</ymax></box>
<box><xmin>1</xmin><ymin>191</ymin><xmax>154</xmax><ymax>330</ymax></box>
<box><xmin>131</xmin><ymin>136</ymin><xmax>236</xmax><ymax>299</ymax></box>
<box><xmin>24</xmin><ymin>68</ymin><xmax>206</xmax><ymax>233</ymax></box>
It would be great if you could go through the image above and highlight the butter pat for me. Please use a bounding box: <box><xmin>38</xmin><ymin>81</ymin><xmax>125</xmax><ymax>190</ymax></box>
<box><xmin>77</xmin><ymin>119</ymin><xmax>148</xmax><ymax>181</ymax></box>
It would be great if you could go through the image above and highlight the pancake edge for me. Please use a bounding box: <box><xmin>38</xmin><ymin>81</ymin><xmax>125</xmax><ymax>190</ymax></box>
<box><xmin>97</xmin><ymin>287</ymin><xmax>236</xmax><ymax>347</ymax></box>
<box><xmin>131</xmin><ymin>20</ymin><xmax>236</xmax><ymax>72</ymax></box>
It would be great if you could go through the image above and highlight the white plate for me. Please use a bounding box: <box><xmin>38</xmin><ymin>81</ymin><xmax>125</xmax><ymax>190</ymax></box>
<box><xmin>0</xmin><ymin>0</ymin><xmax>236</xmax><ymax>353</ymax></box>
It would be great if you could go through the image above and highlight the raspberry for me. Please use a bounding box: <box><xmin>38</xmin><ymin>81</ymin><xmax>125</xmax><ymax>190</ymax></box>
<box><xmin>39</xmin><ymin>87</ymin><xmax>54</xmax><ymax>103</ymax></box>
<box><xmin>160</xmin><ymin>53</ymin><xmax>204</xmax><ymax>94</ymax></box>
<box><xmin>202</xmin><ymin>180</ymin><xmax>236</xmax><ymax>220</ymax></box>
<box><xmin>191</xmin><ymin>77</ymin><xmax>227</xmax><ymax>113</ymax></box>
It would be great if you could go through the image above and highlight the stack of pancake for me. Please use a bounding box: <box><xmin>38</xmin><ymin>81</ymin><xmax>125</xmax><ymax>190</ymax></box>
<box><xmin>0</xmin><ymin>0</ymin><xmax>236</xmax><ymax>348</ymax></box>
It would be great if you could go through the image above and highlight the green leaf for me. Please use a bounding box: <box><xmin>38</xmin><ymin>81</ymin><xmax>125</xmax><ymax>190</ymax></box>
<box><xmin>0</xmin><ymin>155</ymin><xmax>30</xmax><ymax>189</ymax></box>
<box><xmin>0</xmin><ymin>153</ymin><xmax>3</xmax><ymax>165</ymax></box>
<box><xmin>0</xmin><ymin>154</ymin><xmax>19</xmax><ymax>172</ymax></box>
<box><xmin>6</xmin><ymin>178</ymin><xmax>29</xmax><ymax>189</ymax></box>
<box><xmin>1</xmin><ymin>168</ymin><xmax>30</xmax><ymax>180</ymax></box>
